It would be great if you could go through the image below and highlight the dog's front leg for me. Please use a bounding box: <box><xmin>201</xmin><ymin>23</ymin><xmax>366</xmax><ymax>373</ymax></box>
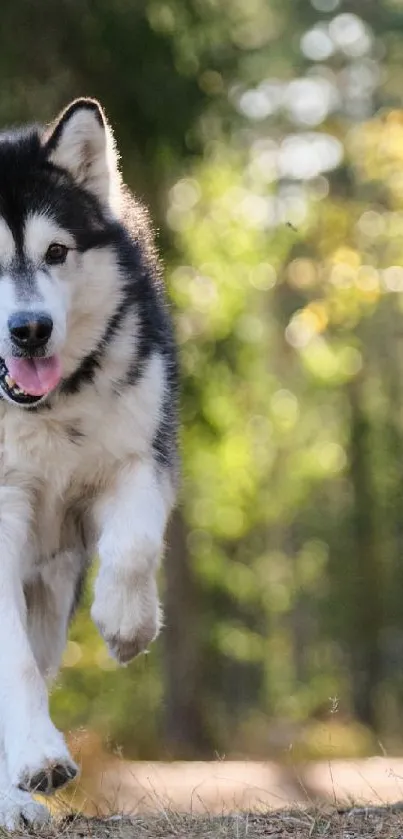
<box><xmin>0</xmin><ymin>488</ymin><xmax>76</xmax><ymax>795</ymax></box>
<box><xmin>91</xmin><ymin>460</ymin><xmax>173</xmax><ymax>664</ymax></box>
<box><xmin>0</xmin><ymin>746</ymin><xmax>50</xmax><ymax>830</ymax></box>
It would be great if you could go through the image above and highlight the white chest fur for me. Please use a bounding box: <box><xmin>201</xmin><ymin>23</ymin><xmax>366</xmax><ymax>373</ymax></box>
<box><xmin>0</xmin><ymin>353</ymin><xmax>164</xmax><ymax>568</ymax></box>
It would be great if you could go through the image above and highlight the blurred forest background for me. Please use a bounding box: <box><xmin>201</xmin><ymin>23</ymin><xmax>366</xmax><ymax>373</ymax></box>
<box><xmin>5</xmin><ymin>0</ymin><xmax>403</xmax><ymax>767</ymax></box>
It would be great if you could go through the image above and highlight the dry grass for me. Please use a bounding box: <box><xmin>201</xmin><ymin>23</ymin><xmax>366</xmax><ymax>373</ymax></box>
<box><xmin>5</xmin><ymin>805</ymin><xmax>403</xmax><ymax>839</ymax></box>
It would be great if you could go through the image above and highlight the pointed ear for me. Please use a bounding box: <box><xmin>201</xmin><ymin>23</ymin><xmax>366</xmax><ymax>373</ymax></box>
<box><xmin>44</xmin><ymin>98</ymin><xmax>121</xmax><ymax>213</ymax></box>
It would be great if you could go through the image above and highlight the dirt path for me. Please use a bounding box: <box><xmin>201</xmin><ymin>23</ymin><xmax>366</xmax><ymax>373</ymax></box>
<box><xmin>78</xmin><ymin>757</ymin><xmax>403</xmax><ymax>815</ymax></box>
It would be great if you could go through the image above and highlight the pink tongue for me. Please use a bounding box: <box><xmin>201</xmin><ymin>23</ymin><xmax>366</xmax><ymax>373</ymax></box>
<box><xmin>5</xmin><ymin>356</ymin><xmax>62</xmax><ymax>396</ymax></box>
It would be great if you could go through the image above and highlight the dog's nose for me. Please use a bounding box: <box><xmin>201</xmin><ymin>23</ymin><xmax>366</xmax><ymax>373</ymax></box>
<box><xmin>8</xmin><ymin>311</ymin><xmax>53</xmax><ymax>350</ymax></box>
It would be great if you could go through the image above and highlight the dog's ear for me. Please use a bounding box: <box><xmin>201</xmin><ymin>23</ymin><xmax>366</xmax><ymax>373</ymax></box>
<box><xmin>44</xmin><ymin>98</ymin><xmax>121</xmax><ymax>212</ymax></box>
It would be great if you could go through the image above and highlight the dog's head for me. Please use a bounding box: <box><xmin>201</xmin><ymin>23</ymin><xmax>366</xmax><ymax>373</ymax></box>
<box><xmin>0</xmin><ymin>99</ymin><xmax>124</xmax><ymax>407</ymax></box>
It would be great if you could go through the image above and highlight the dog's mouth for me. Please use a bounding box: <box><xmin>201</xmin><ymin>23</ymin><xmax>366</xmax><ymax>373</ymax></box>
<box><xmin>0</xmin><ymin>355</ymin><xmax>62</xmax><ymax>407</ymax></box>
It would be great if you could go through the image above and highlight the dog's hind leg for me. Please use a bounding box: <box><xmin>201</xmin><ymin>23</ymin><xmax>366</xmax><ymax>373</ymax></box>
<box><xmin>25</xmin><ymin>549</ymin><xmax>86</xmax><ymax>682</ymax></box>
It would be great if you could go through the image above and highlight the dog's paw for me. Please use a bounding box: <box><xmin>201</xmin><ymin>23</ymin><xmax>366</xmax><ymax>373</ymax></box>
<box><xmin>102</xmin><ymin>619</ymin><xmax>160</xmax><ymax>664</ymax></box>
<box><xmin>7</xmin><ymin>721</ymin><xmax>78</xmax><ymax>795</ymax></box>
<box><xmin>0</xmin><ymin>787</ymin><xmax>50</xmax><ymax>830</ymax></box>
<box><xmin>18</xmin><ymin>759</ymin><xmax>77</xmax><ymax>795</ymax></box>
<box><xmin>91</xmin><ymin>569</ymin><xmax>161</xmax><ymax>664</ymax></box>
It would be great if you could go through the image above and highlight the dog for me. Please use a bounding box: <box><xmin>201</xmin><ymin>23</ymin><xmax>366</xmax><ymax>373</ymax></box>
<box><xmin>0</xmin><ymin>98</ymin><xmax>178</xmax><ymax>828</ymax></box>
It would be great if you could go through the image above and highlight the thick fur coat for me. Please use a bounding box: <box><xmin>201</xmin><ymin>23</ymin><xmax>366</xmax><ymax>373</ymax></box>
<box><xmin>0</xmin><ymin>99</ymin><xmax>178</xmax><ymax>828</ymax></box>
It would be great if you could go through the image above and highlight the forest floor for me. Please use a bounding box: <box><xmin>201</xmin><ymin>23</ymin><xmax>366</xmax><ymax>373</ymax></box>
<box><xmin>75</xmin><ymin>756</ymin><xmax>403</xmax><ymax>814</ymax></box>
<box><xmin>10</xmin><ymin>807</ymin><xmax>403</xmax><ymax>838</ymax></box>
<box><xmin>24</xmin><ymin>754</ymin><xmax>403</xmax><ymax>837</ymax></box>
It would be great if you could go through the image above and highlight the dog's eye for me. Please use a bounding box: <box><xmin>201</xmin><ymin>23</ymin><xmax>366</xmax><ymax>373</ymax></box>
<box><xmin>45</xmin><ymin>243</ymin><xmax>68</xmax><ymax>265</ymax></box>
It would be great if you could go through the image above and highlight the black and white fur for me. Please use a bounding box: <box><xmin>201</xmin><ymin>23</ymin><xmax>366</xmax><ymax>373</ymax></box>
<box><xmin>0</xmin><ymin>99</ymin><xmax>178</xmax><ymax>828</ymax></box>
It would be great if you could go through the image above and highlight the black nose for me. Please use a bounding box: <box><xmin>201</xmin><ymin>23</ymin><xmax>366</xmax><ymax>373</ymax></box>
<box><xmin>8</xmin><ymin>311</ymin><xmax>53</xmax><ymax>350</ymax></box>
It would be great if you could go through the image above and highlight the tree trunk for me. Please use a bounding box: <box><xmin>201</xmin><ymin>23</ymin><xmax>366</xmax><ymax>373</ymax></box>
<box><xmin>162</xmin><ymin>509</ymin><xmax>211</xmax><ymax>757</ymax></box>
<box><xmin>347</xmin><ymin>375</ymin><xmax>382</xmax><ymax>729</ymax></box>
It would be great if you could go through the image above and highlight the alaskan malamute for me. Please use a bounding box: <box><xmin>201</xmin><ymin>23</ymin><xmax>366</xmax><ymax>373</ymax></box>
<box><xmin>0</xmin><ymin>98</ymin><xmax>178</xmax><ymax>828</ymax></box>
